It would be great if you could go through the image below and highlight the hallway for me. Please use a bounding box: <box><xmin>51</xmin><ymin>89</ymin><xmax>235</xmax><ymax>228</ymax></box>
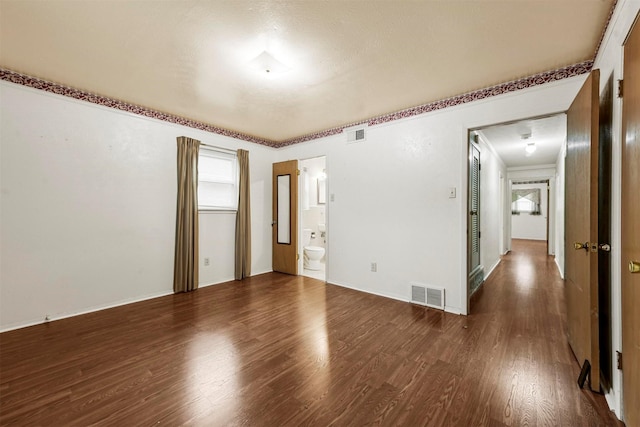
<box><xmin>466</xmin><ymin>239</ymin><xmax>619</xmax><ymax>425</ymax></box>
<box><xmin>0</xmin><ymin>241</ymin><xmax>620</xmax><ymax>425</ymax></box>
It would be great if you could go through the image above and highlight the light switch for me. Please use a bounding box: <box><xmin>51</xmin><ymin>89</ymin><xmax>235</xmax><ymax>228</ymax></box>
<box><xmin>448</xmin><ymin>187</ymin><xmax>456</xmax><ymax>198</ymax></box>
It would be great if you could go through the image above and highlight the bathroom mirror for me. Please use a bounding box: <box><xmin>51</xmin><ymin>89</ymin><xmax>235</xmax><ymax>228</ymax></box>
<box><xmin>317</xmin><ymin>178</ymin><xmax>326</xmax><ymax>204</ymax></box>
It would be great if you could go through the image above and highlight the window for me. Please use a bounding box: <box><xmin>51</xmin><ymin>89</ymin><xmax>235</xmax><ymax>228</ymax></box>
<box><xmin>513</xmin><ymin>197</ymin><xmax>536</xmax><ymax>213</ymax></box>
<box><xmin>511</xmin><ymin>188</ymin><xmax>541</xmax><ymax>215</ymax></box>
<box><xmin>198</xmin><ymin>148</ymin><xmax>238</xmax><ymax>211</ymax></box>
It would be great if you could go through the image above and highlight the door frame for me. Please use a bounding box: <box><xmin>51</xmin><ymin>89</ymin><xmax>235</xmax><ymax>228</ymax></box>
<box><xmin>499</xmin><ymin>172</ymin><xmax>505</xmax><ymax>255</ymax></box>
<box><xmin>466</xmin><ymin>133</ymin><xmax>483</xmax><ymax>314</ymax></box>
<box><xmin>297</xmin><ymin>155</ymin><xmax>329</xmax><ymax>280</ymax></box>
<box><xmin>464</xmin><ymin>115</ymin><xmax>565</xmax><ymax>313</ymax></box>
<box><xmin>509</xmin><ymin>178</ymin><xmax>553</xmax><ymax>251</ymax></box>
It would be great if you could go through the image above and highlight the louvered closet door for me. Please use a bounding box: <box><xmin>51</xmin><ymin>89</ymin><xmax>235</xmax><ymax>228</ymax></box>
<box><xmin>469</xmin><ymin>142</ymin><xmax>481</xmax><ymax>273</ymax></box>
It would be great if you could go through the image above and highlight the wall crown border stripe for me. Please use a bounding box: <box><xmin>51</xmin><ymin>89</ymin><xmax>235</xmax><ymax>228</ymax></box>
<box><xmin>1</xmin><ymin>61</ymin><xmax>592</xmax><ymax>148</ymax></box>
<box><xmin>0</xmin><ymin>68</ymin><xmax>277</xmax><ymax>147</ymax></box>
<box><xmin>278</xmin><ymin>60</ymin><xmax>593</xmax><ymax>147</ymax></box>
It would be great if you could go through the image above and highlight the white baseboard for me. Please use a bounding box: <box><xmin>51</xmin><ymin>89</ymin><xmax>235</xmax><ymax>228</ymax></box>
<box><xmin>198</xmin><ymin>269</ymin><xmax>274</xmax><ymax>288</ymax></box>
<box><xmin>604</xmin><ymin>391</ymin><xmax>619</xmax><ymax>420</ymax></box>
<box><xmin>199</xmin><ymin>277</ymin><xmax>234</xmax><ymax>288</ymax></box>
<box><xmin>329</xmin><ymin>280</ymin><xmax>409</xmax><ymax>303</ymax></box>
<box><xmin>484</xmin><ymin>258</ymin><xmax>502</xmax><ymax>280</ymax></box>
<box><xmin>555</xmin><ymin>257</ymin><xmax>564</xmax><ymax>278</ymax></box>
<box><xmin>250</xmin><ymin>269</ymin><xmax>273</xmax><ymax>277</ymax></box>
<box><xmin>444</xmin><ymin>306</ymin><xmax>463</xmax><ymax>315</ymax></box>
<box><xmin>0</xmin><ymin>289</ymin><xmax>173</xmax><ymax>333</ymax></box>
<box><xmin>328</xmin><ymin>280</ymin><xmax>463</xmax><ymax>315</ymax></box>
<box><xmin>1</xmin><ymin>271</ymin><xmax>462</xmax><ymax>333</ymax></box>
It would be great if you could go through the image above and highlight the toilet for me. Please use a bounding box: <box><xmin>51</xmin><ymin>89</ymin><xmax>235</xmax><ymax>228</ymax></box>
<box><xmin>303</xmin><ymin>228</ymin><xmax>325</xmax><ymax>270</ymax></box>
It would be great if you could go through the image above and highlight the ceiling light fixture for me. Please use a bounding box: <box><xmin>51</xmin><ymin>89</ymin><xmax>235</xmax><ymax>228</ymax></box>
<box><xmin>248</xmin><ymin>50</ymin><xmax>290</xmax><ymax>75</ymax></box>
<box><xmin>521</xmin><ymin>132</ymin><xmax>535</xmax><ymax>155</ymax></box>
<box><xmin>525</xmin><ymin>142</ymin><xmax>537</xmax><ymax>154</ymax></box>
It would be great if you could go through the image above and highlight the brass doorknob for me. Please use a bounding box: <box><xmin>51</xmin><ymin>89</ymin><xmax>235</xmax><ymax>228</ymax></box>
<box><xmin>599</xmin><ymin>243</ymin><xmax>611</xmax><ymax>252</ymax></box>
<box><xmin>630</xmin><ymin>261</ymin><xmax>640</xmax><ymax>274</ymax></box>
<box><xmin>574</xmin><ymin>242</ymin><xmax>588</xmax><ymax>250</ymax></box>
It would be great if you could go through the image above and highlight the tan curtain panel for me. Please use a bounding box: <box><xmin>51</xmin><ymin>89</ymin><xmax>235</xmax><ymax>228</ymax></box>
<box><xmin>235</xmin><ymin>149</ymin><xmax>251</xmax><ymax>280</ymax></box>
<box><xmin>173</xmin><ymin>136</ymin><xmax>200</xmax><ymax>293</ymax></box>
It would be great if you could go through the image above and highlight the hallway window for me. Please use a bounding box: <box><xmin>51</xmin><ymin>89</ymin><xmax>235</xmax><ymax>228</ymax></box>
<box><xmin>512</xmin><ymin>188</ymin><xmax>541</xmax><ymax>215</ymax></box>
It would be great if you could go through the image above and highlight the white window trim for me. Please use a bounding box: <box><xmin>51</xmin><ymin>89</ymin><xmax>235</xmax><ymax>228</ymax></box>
<box><xmin>198</xmin><ymin>147</ymin><xmax>239</xmax><ymax>212</ymax></box>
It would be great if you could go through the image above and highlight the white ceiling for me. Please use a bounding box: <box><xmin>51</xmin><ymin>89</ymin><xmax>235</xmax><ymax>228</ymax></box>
<box><xmin>477</xmin><ymin>114</ymin><xmax>567</xmax><ymax>168</ymax></box>
<box><xmin>0</xmin><ymin>1</ymin><xmax>613</xmax><ymax>144</ymax></box>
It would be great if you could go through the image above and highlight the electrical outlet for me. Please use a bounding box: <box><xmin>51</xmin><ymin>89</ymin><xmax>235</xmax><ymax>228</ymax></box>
<box><xmin>204</xmin><ymin>257</ymin><xmax>210</xmax><ymax>266</ymax></box>
<box><xmin>371</xmin><ymin>262</ymin><xmax>377</xmax><ymax>272</ymax></box>
<box><xmin>330</xmin><ymin>193</ymin><xmax>335</xmax><ymax>202</ymax></box>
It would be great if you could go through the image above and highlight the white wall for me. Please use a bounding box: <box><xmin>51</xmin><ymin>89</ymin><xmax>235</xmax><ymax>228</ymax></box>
<box><xmin>511</xmin><ymin>182</ymin><xmax>548</xmax><ymax>241</ymax></box>
<box><xmin>0</xmin><ymin>77</ymin><xmax>581</xmax><ymax>329</ymax></box>
<box><xmin>591</xmin><ymin>0</ymin><xmax>639</xmax><ymax>418</ymax></box>
<box><xmin>476</xmin><ymin>134</ymin><xmax>508</xmax><ymax>279</ymax></box>
<box><xmin>277</xmin><ymin>76</ymin><xmax>585</xmax><ymax>315</ymax></box>
<box><xmin>0</xmin><ymin>82</ymin><xmax>275</xmax><ymax>331</ymax></box>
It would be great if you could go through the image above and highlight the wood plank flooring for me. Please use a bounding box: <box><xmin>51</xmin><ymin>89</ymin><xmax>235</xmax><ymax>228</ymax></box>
<box><xmin>0</xmin><ymin>240</ymin><xmax>621</xmax><ymax>426</ymax></box>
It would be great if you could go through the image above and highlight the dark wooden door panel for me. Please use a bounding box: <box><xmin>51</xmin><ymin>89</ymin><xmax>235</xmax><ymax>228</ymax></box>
<box><xmin>621</xmin><ymin>14</ymin><xmax>640</xmax><ymax>427</ymax></box>
<box><xmin>565</xmin><ymin>69</ymin><xmax>600</xmax><ymax>392</ymax></box>
<box><xmin>272</xmin><ymin>160</ymin><xmax>298</xmax><ymax>275</ymax></box>
<box><xmin>597</xmin><ymin>73</ymin><xmax>614</xmax><ymax>392</ymax></box>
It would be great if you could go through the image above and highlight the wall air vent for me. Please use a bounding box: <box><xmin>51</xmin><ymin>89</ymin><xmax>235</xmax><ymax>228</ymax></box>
<box><xmin>410</xmin><ymin>282</ymin><xmax>445</xmax><ymax>310</ymax></box>
<box><xmin>344</xmin><ymin>124</ymin><xmax>368</xmax><ymax>143</ymax></box>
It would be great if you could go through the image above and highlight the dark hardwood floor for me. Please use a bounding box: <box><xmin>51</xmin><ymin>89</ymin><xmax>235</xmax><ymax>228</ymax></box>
<box><xmin>0</xmin><ymin>240</ymin><xmax>621</xmax><ymax>426</ymax></box>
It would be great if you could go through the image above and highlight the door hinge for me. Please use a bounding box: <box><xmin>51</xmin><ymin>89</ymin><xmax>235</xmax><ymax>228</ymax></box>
<box><xmin>617</xmin><ymin>79</ymin><xmax>624</xmax><ymax>98</ymax></box>
<box><xmin>297</xmin><ymin>254</ymin><xmax>300</xmax><ymax>261</ymax></box>
<box><xmin>297</xmin><ymin>169</ymin><xmax>300</xmax><ymax>176</ymax></box>
<box><xmin>616</xmin><ymin>351</ymin><xmax>622</xmax><ymax>370</ymax></box>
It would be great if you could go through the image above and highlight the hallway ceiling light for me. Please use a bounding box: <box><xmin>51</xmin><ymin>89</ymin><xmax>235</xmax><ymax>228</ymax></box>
<box><xmin>525</xmin><ymin>141</ymin><xmax>537</xmax><ymax>154</ymax></box>
<box><xmin>521</xmin><ymin>132</ymin><xmax>536</xmax><ymax>155</ymax></box>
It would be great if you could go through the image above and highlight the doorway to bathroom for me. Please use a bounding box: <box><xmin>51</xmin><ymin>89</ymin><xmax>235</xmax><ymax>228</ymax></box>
<box><xmin>299</xmin><ymin>156</ymin><xmax>327</xmax><ymax>281</ymax></box>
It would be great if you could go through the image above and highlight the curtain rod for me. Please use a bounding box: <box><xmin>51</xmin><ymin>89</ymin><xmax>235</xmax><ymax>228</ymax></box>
<box><xmin>200</xmin><ymin>142</ymin><xmax>238</xmax><ymax>154</ymax></box>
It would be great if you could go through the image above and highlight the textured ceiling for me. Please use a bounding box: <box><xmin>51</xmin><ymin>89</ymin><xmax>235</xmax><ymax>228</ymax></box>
<box><xmin>0</xmin><ymin>1</ymin><xmax>613</xmax><ymax>143</ymax></box>
<box><xmin>478</xmin><ymin>114</ymin><xmax>567</xmax><ymax>168</ymax></box>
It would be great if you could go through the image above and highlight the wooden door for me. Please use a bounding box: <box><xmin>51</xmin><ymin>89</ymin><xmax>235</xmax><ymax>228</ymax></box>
<box><xmin>565</xmin><ymin>69</ymin><xmax>600</xmax><ymax>392</ymax></box>
<box><xmin>272</xmin><ymin>160</ymin><xmax>298</xmax><ymax>275</ymax></box>
<box><xmin>621</xmin><ymin>15</ymin><xmax>640</xmax><ymax>427</ymax></box>
<box><xmin>597</xmin><ymin>73</ymin><xmax>614</xmax><ymax>392</ymax></box>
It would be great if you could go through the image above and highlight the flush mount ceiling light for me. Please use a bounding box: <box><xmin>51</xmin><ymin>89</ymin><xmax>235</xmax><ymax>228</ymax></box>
<box><xmin>521</xmin><ymin>132</ymin><xmax>536</xmax><ymax>156</ymax></box>
<box><xmin>248</xmin><ymin>50</ymin><xmax>290</xmax><ymax>75</ymax></box>
<box><xmin>525</xmin><ymin>142</ymin><xmax>537</xmax><ymax>154</ymax></box>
